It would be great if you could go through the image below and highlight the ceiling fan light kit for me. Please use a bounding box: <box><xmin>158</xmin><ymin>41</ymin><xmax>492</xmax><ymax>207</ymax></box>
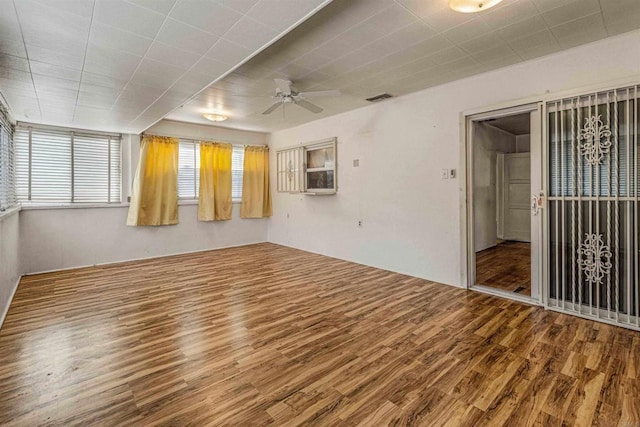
<box><xmin>262</xmin><ymin>79</ymin><xmax>342</xmax><ymax>116</ymax></box>
<box><xmin>449</xmin><ymin>0</ymin><xmax>503</xmax><ymax>13</ymax></box>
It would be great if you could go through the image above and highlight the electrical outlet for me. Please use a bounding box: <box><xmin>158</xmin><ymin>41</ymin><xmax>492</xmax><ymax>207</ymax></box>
<box><xmin>358</xmin><ymin>220</ymin><xmax>363</xmax><ymax>227</ymax></box>
<box><xmin>441</xmin><ymin>169</ymin><xmax>449</xmax><ymax>179</ymax></box>
<box><xmin>286</xmin><ymin>212</ymin><xmax>290</xmax><ymax>219</ymax></box>
<box><xmin>353</xmin><ymin>159</ymin><xmax>360</xmax><ymax>167</ymax></box>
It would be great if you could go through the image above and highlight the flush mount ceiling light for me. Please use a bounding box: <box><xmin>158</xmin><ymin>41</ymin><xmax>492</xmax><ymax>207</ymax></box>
<box><xmin>449</xmin><ymin>0</ymin><xmax>503</xmax><ymax>13</ymax></box>
<box><xmin>202</xmin><ymin>113</ymin><xmax>228</xmax><ymax>122</ymax></box>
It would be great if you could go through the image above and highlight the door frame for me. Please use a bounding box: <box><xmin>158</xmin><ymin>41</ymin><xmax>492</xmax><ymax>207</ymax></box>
<box><xmin>461</xmin><ymin>101</ymin><xmax>544</xmax><ymax>305</ymax></box>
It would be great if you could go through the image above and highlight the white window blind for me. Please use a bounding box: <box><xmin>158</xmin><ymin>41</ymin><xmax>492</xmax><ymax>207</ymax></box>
<box><xmin>177</xmin><ymin>139</ymin><xmax>244</xmax><ymax>201</ymax></box>
<box><xmin>15</xmin><ymin>124</ymin><xmax>121</xmax><ymax>204</ymax></box>
<box><xmin>0</xmin><ymin>102</ymin><xmax>15</xmax><ymax>211</ymax></box>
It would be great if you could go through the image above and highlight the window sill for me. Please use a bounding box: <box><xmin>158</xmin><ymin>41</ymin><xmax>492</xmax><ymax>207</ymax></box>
<box><xmin>20</xmin><ymin>203</ymin><xmax>130</xmax><ymax>211</ymax></box>
<box><xmin>0</xmin><ymin>206</ymin><xmax>21</xmax><ymax>222</ymax></box>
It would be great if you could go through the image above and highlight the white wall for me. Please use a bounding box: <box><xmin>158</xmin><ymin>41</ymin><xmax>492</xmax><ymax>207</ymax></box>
<box><xmin>19</xmin><ymin>205</ymin><xmax>267</xmax><ymax>273</ymax></box>
<box><xmin>19</xmin><ymin>120</ymin><xmax>269</xmax><ymax>274</ymax></box>
<box><xmin>473</xmin><ymin>123</ymin><xmax>516</xmax><ymax>252</ymax></box>
<box><xmin>0</xmin><ymin>210</ymin><xmax>20</xmax><ymax>324</ymax></box>
<box><xmin>267</xmin><ymin>30</ymin><xmax>640</xmax><ymax>287</ymax></box>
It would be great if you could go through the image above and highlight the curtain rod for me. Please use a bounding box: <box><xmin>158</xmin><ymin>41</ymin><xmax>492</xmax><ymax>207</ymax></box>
<box><xmin>141</xmin><ymin>132</ymin><xmax>267</xmax><ymax>148</ymax></box>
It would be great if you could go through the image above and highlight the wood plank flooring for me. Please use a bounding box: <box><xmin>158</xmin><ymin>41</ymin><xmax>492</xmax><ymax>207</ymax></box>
<box><xmin>476</xmin><ymin>241</ymin><xmax>531</xmax><ymax>296</ymax></box>
<box><xmin>1</xmin><ymin>243</ymin><xmax>639</xmax><ymax>426</ymax></box>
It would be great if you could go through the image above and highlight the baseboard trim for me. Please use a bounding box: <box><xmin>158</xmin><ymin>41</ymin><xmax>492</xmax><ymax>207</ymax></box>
<box><xmin>22</xmin><ymin>240</ymin><xmax>268</xmax><ymax>276</ymax></box>
<box><xmin>0</xmin><ymin>275</ymin><xmax>22</xmax><ymax>331</ymax></box>
<box><xmin>269</xmin><ymin>240</ymin><xmax>463</xmax><ymax>289</ymax></box>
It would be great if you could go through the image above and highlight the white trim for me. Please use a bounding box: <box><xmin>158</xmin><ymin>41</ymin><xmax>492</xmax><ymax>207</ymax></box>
<box><xmin>0</xmin><ymin>205</ymin><xmax>20</xmax><ymax>222</ymax></box>
<box><xmin>144</xmin><ymin>131</ymin><xmax>267</xmax><ymax>148</ymax></box>
<box><xmin>16</xmin><ymin>121</ymin><xmax>121</xmax><ymax>138</ymax></box>
<box><xmin>20</xmin><ymin>203</ymin><xmax>129</xmax><ymax>211</ymax></box>
<box><xmin>471</xmin><ymin>284</ymin><xmax>542</xmax><ymax>307</ymax></box>
<box><xmin>21</xmin><ymin>240</ymin><xmax>268</xmax><ymax>276</ymax></box>
<box><xmin>461</xmin><ymin>101</ymin><xmax>540</xmax><ymax>292</ymax></box>
<box><xmin>0</xmin><ymin>275</ymin><xmax>21</xmax><ymax>331</ymax></box>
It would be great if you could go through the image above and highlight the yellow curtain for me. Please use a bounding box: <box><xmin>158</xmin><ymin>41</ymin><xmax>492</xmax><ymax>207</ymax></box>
<box><xmin>241</xmin><ymin>146</ymin><xmax>272</xmax><ymax>219</ymax></box>
<box><xmin>198</xmin><ymin>142</ymin><xmax>233</xmax><ymax>221</ymax></box>
<box><xmin>126</xmin><ymin>135</ymin><xmax>179</xmax><ymax>226</ymax></box>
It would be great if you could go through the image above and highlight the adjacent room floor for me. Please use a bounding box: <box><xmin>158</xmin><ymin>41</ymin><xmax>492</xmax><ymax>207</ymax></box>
<box><xmin>1</xmin><ymin>243</ymin><xmax>638</xmax><ymax>425</ymax></box>
<box><xmin>476</xmin><ymin>241</ymin><xmax>531</xmax><ymax>296</ymax></box>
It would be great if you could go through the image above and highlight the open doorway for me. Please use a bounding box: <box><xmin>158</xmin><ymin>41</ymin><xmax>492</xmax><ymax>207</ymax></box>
<box><xmin>474</xmin><ymin>113</ymin><xmax>532</xmax><ymax>295</ymax></box>
<box><xmin>466</xmin><ymin>104</ymin><xmax>542</xmax><ymax>303</ymax></box>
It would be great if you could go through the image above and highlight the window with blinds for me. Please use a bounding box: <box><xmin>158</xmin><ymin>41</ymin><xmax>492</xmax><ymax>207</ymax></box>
<box><xmin>0</xmin><ymin>102</ymin><xmax>15</xmax><ymax>211</ymax></box>
<box><xmin>177</xmin><ymin>139</ymin><xmax>244</xmax><ymax>201</ymax></box>
<box><xmin>14</xmin><ymin>124</ymin><xmax>121</xmax><ymax>204</ymax></box>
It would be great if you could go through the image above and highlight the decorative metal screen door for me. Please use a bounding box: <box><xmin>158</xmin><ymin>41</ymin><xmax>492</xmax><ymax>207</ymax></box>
<box><xmin>546</xmin><ymin>85</ymin><xmax>639</xmax><ymax>330</ymax></box>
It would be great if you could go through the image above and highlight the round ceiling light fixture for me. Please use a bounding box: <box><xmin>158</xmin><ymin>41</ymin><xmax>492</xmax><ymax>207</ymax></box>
<box><xmin>202</xmin><ymin>113</ymin><xmax>228</xmax><ymax>122</ymax></box>
<box><xmin>449</xmin><ymin>0</ymin><xmax>503</xmax><ymax>13</ymax></box>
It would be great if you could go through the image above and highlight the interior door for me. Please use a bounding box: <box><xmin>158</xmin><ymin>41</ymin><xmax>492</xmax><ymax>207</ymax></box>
<box><xmin>503</xmin><ymin>152</ymin><xmax>531</xmax><ymax>242</ymax></box>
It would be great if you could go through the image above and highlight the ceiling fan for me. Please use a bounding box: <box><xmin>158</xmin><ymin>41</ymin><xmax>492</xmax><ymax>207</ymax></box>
<box><xmin>262</xmin><ymin>79</ymin><xmax>341</xmax><ymax>115</ymax></box>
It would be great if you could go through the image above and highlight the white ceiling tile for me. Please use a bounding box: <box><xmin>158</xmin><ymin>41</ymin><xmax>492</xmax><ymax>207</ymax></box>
<box><xmin>36</xmin><ymin>86</ymin><xmax>78</xmax><ymax>101</ymax></box>
<box><xmin>383</xmin><ymin>21</ymin><xmax>437</xmax><ymax>48</ymax></box>
<box><xmin>170</xmin><ymin>0</ymin><xmax>243</xmax><ymax>36</ymax></box>
<box><xmin>442</xmin><ymin>18</ymin><xmax>492</xmax><ymax>45</ymax></box>
<box><xmin>479</xmin><ymin>0</ymin><xmax>539</xmax><ymax>30</ymax></box>
<box><xmin>0</xmin><ymin>4</ymin><xmax>23</xmax><ymax>41</ymax></box>
<box><xmin>84</xmin><ymin>44</ymin><xmax>143</xmax><ymax>80</ymax></box>
<box><xmin>204</xmin><ymin>38</ymin><xmax>253</xmax><ymax>65</ymax></box>
<box><xmin>30</xmin><ymin>61</ymin><xmax>82</xmax><ymax>81</ymax></box>
<box><xmin>156</xmin><ymin>18</ymin><xmax>219</xmax><ymax>55</ymax></box>
<box><xmin>187</xmin><ymin>57</ymin><xmax>229</xmax><ymax>77</ymax></box>
<box><xmin>129</xmin><ymin>69</ymin><xmax>180</xmax><ymax>90</ymax></box>
<box><xmin>0</xmin><ymin>66</ymin><xmax>33</xmax><ymax>83</ymax></box>
<box><xmin>26</xmin><ymin>44</ymin><xmax>85</xmax><ymax>70</ymax></box>
<box><xmin>32</xmin><ymin>74</ymin><xmax>80</xmax><ymax>92</ymax></box>
<box><xmin>89</xmin><ymin>22</ymin><xmax>154</xmax><ymax>57</ymax></box>
<box><xmin>417</xmin><ymin>5</ymin><xmax>476</xmax><ymax>33</ymax></box>
<box><xmin>136</xmin><ymin>58</ymin><xmax>187</xmax><ymax>80</ymax></box>
<box><xmin>497</xmin><ymin>15</ymin><xmax>549</xmax><ymax>41</ymax></box>
<box><xmin>0</xmin><ymin>55</ymin><xmax>30</xmax><ymax>73</ymax></box>
<box><xmin>223</xmin><ymin>16</ymin><xmax>279</xmax><ymax>51</ymax></box>
<box><xmin>516</xmin><ymin>43</ymin><xmax>564</xmax><ymax>60</ymax></box>
<box><xmin>530</xmin><ymin>0</ymin><xmax>579</xmax><ymax>13</ymax></box>
<box><xmin>31</xmin><ymin>0</ymin><xmax>95</xmax><ymax>19</ymax></box>
<box><xmin>508</xmin><ymin>29</ymin><xmax>559</xmax><ymax>51</ymax></box>
<box><xmin>81</xmin><ymin>72</ymin><xmax>128</xmax><ymax>90</ymax></box>
<box><xmin>364</xmin><ymin>4</ymin><xmax>418</xmax><ymax>35</ymax></box>
<box><xmin>458</xmin><ymin>31</ymin><xmax>508</xmax><ymax>54</ymax></box>
<box><xmin>551</xmin><ymin>12</ymin><xmax>607</xmax><ymax>48</ymax></box>
<box><xmin>214</xmin><ymin>0</ymin><xmax>259</xmax><ymax>14</ymax></box>
<box><xmin>94</xmin><ymin>0</ymin><xmax>167</xmax><ymax>39</ymax></box>
<box><xmin>145</xmin><ymin>41</ymin><xmax>201</xmax><ymax>69</ymax></box>
<box><xmin>246</xmin><ymin>0</ymin><xmax>324</xmax><ymax>32</ymax></box>
<box><xmin>127</xmin><ymin>0</ymin><xmax>177</xmax><ymax>14</ymax></box>
<box><xmin>541</xmin><ymin>0</ymin><xmax>601</xmax><ymax>27</ymax></box>
<box><xmin>16</xmin><ymin>0</ymin><xmax>91</xmax><ymax>45</ymax></box>
<box><xmin>427</xmin><ymin>46</ymin><xmax>471</xmax><ymax>65</ymax></box>
<box><xmin>0</xmin><ymin>37</ymin><xmax>27</xmax><ymax>58</ymax></box>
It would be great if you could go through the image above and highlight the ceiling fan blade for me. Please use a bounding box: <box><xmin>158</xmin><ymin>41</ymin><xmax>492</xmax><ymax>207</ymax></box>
<box><xmin>262</xmin><ymin>102</ymin><xmax>282</xmax><ymax>115</ymax></box>
<box><xmin>294</xmin><ymin>98</ymin><xmax>323</xmax><ymax>113</ymax></box>
<box><xmin>274</xmin><ymin>78</ymin><xmax>292</xmax><ymax>95</ymax></box>
<box><xmin>297</xmin><ymin>89</ymin><xmax>341</xmax><ymax>98</ymax></box>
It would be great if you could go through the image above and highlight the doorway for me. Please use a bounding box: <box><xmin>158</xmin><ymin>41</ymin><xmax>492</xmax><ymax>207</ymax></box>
<box><xmin>466</xmin><ymin>104</ymin><xmax>542</xmax><ymax>303</ymax></box>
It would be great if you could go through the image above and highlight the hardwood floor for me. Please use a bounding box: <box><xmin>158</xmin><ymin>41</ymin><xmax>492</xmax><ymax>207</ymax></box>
<box><xmin>476</xmin><ymin>241</ymin><xmax>531</xmax><ymax>296</ymax></box>
<box><xmin>1</xmin><ymin>243</ymin><xmax>639</xmax><ymax>426</ymax></box>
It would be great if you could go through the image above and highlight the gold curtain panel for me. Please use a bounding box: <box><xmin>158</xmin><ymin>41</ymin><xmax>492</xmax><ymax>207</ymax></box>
<box><xmin>241</xmin><ymin>146</ymin><xmax>272</xmax><ymax>219</ymax></box>
<box><xmin>127</xmin><ymin>135</ymin><xmax>179</xmax><ymax>226</ymax></box>
<box><xmin>198</xmin><ymin>142</ymin><xmax>233</xmax><ymax>221</ymax></box>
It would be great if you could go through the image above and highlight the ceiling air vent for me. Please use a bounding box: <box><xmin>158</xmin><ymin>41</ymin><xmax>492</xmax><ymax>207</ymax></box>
<box><xmin>365</xmin><ymin>93</ymin><xmax>393</xmax><ymax>102</ymax></box>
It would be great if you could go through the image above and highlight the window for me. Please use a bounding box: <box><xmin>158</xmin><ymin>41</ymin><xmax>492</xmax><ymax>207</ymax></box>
<box><xmin>15</xmin><ymin>124</ymin><xmax>121</xmax><ymax>204</ymax></box>
<box><xmin>177</xmin><ymin>139</ymin><xmax>244</xmax><ymax>201</ymax></box>
<box><xmin>0</xmin><ymin>102</ymin><xmax>15</xmax><ymax>211</ymax></box>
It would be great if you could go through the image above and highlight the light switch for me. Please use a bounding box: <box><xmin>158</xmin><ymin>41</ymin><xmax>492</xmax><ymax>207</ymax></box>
<box><xmin>449</xmin><ymin>169</ymin><xmax>456</xmax><ymax>179</ymax></box>
<box><xmin>353</xmin><ymin>159</ymin><xmax>359</xmax><ymax>167</ymax></box>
